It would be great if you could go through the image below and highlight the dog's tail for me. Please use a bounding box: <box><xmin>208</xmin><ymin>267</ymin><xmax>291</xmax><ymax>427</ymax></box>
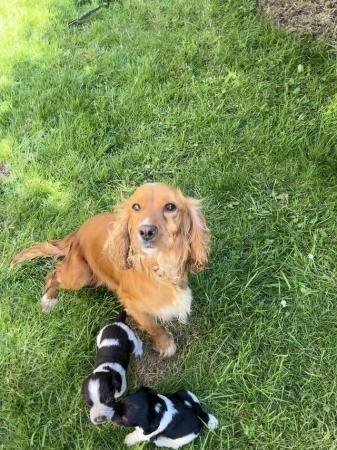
<box><xmin>114</xmin><ymin>310</ymin><xmax>127</xmax><ymax>323</ymax></box>
<box><xmin>11</xmin><ymin>232</ymin><xmax>76</xmax><ymax>267</ymax></box>
<box><xmin>176</xmin><ymin>391</ymin><xmax>218</xmax><ymax>430</ymax></box>
<box><xmin>197</xmin><ymin>409</ymin><xmax>218</xmax><ymax>430</ymax></box>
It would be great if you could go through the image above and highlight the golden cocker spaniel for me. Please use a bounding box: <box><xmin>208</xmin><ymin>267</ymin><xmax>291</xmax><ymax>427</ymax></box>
<box><xmin>12</xmin><ymin>183</ymin><xmax>210</xmax><ymax>356</ymax></box>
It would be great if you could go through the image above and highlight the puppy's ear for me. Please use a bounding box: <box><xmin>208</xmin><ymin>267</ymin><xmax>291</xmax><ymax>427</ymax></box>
<box><xmin>105</xmin><ymin>201</ymin><xmax>130</xmax><ymax>269</ymax></box>
<box><xmin>112</xmin><ymin>401</ymin><xmax>126</xmax><ymax>425</ymax></box>
<box><xmin>110</xmin><ymin>373</ymin><xmax>122</xmax><ymax>395</ymax></box>
<box><xmin>139</xmin><ymin>386</ymin><xmax>157</xmax><ymax>395</ymax></box>
<box><xmin>183</xmin><ymin>197</ymin><xmax>210</xmax><ymax>272</ymax></box>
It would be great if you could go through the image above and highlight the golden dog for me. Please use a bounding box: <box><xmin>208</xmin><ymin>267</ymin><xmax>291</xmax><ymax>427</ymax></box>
<box><xmin>12</xmin><ymin>183</ymin><xmax>210</xmax><ymax>356</ymax></box>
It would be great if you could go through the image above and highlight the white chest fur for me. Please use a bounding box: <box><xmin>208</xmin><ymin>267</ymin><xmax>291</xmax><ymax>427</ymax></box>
<box><xmin>155</xmin><ymin>287</ymin><xmax>192</xmax><ymax>324</ymax></box>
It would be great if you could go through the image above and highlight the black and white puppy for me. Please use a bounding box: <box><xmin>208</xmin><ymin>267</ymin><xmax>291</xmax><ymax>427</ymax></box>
<box><xmin>81</xmin><ymin>310</ymin><xmax>143</xmax><ymax>425</ymax></box>
<box><xmin>112</xmin><ymin>387</ymin><xmax>218</xmax><ymax>448</ymax></box>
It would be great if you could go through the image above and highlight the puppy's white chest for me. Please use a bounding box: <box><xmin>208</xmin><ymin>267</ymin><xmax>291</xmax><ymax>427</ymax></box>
<box><xmin>155</xmin><ymin>287</ymin><xmax>192</xmax><ymax>323</ymax></box>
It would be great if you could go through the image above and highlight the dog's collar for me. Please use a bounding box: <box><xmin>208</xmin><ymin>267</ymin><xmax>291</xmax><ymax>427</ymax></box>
<box><xmin>93</xmin><ymin>362</ymin><xmax>127</xmax><ymax>397</ymax></box>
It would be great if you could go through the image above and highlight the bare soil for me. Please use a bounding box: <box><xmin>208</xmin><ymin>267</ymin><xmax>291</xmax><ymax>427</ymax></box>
<box><xmin>262</xmin><ymin>0</ymin><xmax>337</xmax><ymax>41</ymax></box>
<box><xmin>0</xmin><ymin>162</ymin><xmax>10</xmax><ymax>178</ymax></box>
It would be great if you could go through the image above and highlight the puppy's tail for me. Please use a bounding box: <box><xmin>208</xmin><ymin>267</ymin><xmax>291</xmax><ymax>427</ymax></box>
<box><xmin>176</xmin><ymin>391</ymin><xmax>218</xmax><ymax>430</ymax></box>
<box><xmin>11</xmin><ymin>231</ymin><xmax>76</xmax><ymax>267</ymax></box>
<box><xmin>114</xmin><ymin>310</ymin><xmax>127</xmax><ymax>323</ymax></box>
<box><xmin>196</xmin><ymin>407</ymin><xmax>218</xmax><ymax>430</ymax></box>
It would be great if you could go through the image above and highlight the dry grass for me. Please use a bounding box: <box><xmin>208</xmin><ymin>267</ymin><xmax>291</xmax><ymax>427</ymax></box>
<box><xmin>130</xmin><ymin>320</ymin><xmax>199</xmax><ymax>386</ymax></box>
<box><xmin>262</xmin><ymin>0</ymin><xmax>337</xmax><ymax>41</ymax></box>
<box><xmin>0</xmin><ymin>162</ymin><xmax>10</xmax><ymax>178</ymax></box>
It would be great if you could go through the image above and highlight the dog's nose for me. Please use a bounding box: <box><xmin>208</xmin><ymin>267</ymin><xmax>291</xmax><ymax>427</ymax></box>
<box><xmin>94</xmin><ymin>415</ymin><xmax>107</xmax><ymax>424</ymax></box>
<box><xmin>139</xmin><ymin>224</ymin><xmax>158</xmax><ymax>242</ymax></box>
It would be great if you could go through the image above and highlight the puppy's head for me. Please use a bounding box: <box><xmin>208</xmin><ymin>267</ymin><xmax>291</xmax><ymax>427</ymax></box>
<box><xmin>81</xmin><ymin>373</ymin><xmax>116</xmax><ymax>425</ymax></box>
<box><xmin>106</xmin><ymin>183</ymin><xmax>210</xmax><ymax>272</ymax></box>
<box><xmin>113</xmin><ymin>387</ymin><xmax>160</xmax><ymax>428</ymax></box>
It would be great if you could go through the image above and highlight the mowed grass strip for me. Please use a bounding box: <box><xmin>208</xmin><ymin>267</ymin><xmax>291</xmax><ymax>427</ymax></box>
<box><xmin>1</xmin><ymin>0</ymin><xmax>337</xmax><ymax>449</ymax></box>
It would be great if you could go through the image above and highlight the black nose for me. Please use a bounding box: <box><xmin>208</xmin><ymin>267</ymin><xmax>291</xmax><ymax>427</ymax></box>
<box><xmin>139</xmin><ymin>224</ymin><xmax>158</xmax><ymax>242</ymax></box>
<box><xmin>94</xmin><ymin>415</ymin><xmax>107</xmax><ymax>424</ymax></box>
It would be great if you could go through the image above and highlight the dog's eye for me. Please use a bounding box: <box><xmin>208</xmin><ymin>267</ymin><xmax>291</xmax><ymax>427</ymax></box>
<box><xmin>164</xmin><ymin>203</ymin><xmax>176</xmax><ymax>212</ymax></box>
<box><xmin>132</xmin><ymin>203</ymin><xmax>141</xmax><ymax>212</ymax></box>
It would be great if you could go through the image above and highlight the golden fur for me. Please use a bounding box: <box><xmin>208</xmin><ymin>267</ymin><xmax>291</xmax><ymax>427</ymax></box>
<box><xmin>12</xmin><ymin>183</ymin><xmax>210</xmax><ymax>356</ymax></box>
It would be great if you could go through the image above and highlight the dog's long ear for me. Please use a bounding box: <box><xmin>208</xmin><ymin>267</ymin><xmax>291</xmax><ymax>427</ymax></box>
<box><xmin>183</xmin><ymin>197</ymin><xmax>210</xmax><ymax>272</ymax></box>
<box><xmin>112</xmin><ymin>401</ymin><xmax>126</xmax><ymax>425</ymax></box>
<box><xmin>105</xmin><ymin>201</ymin><xmax>130</xmax><ymax>269</ymax></box>
<box><xmin>139</xmin><ymin>386</ymin><xmax>157</xmax><ymax>396</ymax></box>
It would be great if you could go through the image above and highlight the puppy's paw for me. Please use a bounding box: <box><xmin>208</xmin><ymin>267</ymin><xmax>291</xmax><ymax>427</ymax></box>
<box><xmin>124</xmin><ymin>428</ymin><xmax>144</xmax><ymax>447</ymax></box>
<box><xmin>133</xmin><ymin>338</ymin><xmax>143</xmax><ymax>359</ymax></box>
<box><xmin>41</xmin><ymin>294</ymin><xmax>57</xmax><ymax>314</ymax></box>
<box><xmin>207</xmin><ymin>414</ymin><xmax>218</xmax><ymax>430</ymax></box>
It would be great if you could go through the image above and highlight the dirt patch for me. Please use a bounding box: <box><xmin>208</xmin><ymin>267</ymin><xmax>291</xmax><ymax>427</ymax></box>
<box><xmin>0</xmin><ymin>162</ymin><xmax>10</xmax><ymax>178</ymax></box>
<box><xmin>128</xmin><ymin>320</ymin><xmax>198</xmax><ymax>387</ymax></box>
<box><xmin>262</xmin><ymin>0</ymin><xmax>337</xmax><ymax>41</ymax></box>
<box><xmin>131</xmin><ymin>338</ymin><xmax>181</xmax><ymax>387</ymax></box>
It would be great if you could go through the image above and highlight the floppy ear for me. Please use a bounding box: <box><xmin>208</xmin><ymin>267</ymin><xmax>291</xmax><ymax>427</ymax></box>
<box><xmin>105</xmin><ymin>201</ymin><xmax>130</xmax><ymax>270</ymax></box>
<box><xmin>139</xmin><ymin>386</ymin><xmax>157</xmax><ymax>395</ymax></box>
<box><xmin>183</xmin><ymin>197</ymin><xmax>210</xmax><ymax>272</ymax></box>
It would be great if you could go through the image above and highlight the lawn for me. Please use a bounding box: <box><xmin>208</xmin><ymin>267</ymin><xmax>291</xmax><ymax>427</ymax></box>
<box><xmin>1</xmin><ymin>0</ymin><xmax>337</xmax><ymax>449</ymax></box>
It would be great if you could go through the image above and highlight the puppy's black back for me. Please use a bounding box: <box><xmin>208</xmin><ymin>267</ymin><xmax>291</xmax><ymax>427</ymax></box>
<box><xmin>152</xmin><ymin>391</ymin><xmax>203</xmax><ymax>440</ymax></box>
<box><xmin>95</xmin><ymin>322</ymin><xmax>133</xmax><ymax>369</ymax></box>
<box><xmin>171</xmin><ymin>390</ymin><xmax>210</xmax><ymax>424</ymax></box>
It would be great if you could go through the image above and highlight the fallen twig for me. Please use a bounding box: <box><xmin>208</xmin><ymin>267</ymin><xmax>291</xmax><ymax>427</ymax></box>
<box><xmin>68</xmin><ymin>2</ymin><xmax>110</xmax><ymax>28</ymax></box>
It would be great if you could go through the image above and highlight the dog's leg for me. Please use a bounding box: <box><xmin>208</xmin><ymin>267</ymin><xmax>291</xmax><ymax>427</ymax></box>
<box><xmin>153</xmin><ymin>433</ymin><xmax>199</xmax><ymax>449</ymax></box>
<box><xmin>41</xmin><ymin>269</ymin><xmax>60</xmax><ymax>313</ymax></box>
<box><xmin>41</xmin><ymin>251</ymin><xmax>93</xmax><ymax>313</ymax></box>
<box><xmin>125</xmin><ymin>307</ymin><xmax>176</xmax><ymax>357</ymax></box>
<box><xmin>124</xmin><ymin>427</ymin><xmax>147</xmax><ymax>447</ymax></box>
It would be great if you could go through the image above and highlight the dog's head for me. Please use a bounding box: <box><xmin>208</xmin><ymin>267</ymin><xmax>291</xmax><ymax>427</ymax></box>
<box><xmin>81</xmin><ymin>373</ymin><xmax>117</xmax><ymax>425</ymax></box>
<box><xmin>112</xmin><ymin>387</ymin><xmax>161</xmax><ymax>429</ymax></box>
<box><xmin>106</xmin><ymin>183</ymin><xmax>210</xmax><ymax>274</ymax></box>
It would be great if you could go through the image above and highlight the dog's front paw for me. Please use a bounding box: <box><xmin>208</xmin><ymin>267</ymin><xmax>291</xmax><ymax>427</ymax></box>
<box><xmin>124</xmin><ymin>434</ymin><xmax>135</xmax><ymax>447</ymax></box>
<box><xmin>124</xmin><ymin>429</ymin><xmax>144</xmax><ymax>447</ymax></box>
<box><xmin>160</xmin><ymin>339</ymin><xmax>176</xmax><ymax>357</ymax></box>
<box><xmin>154</xmin><ymin>333</ymin><xmax>176</xmax><ymax>357</ymax></box>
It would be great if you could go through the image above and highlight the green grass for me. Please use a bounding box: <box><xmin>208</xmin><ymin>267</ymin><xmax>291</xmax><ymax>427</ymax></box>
<box><xmin>1</xmin><ymin>0</ymin><xmax>337</xmax><ymax>448</ymax></box>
